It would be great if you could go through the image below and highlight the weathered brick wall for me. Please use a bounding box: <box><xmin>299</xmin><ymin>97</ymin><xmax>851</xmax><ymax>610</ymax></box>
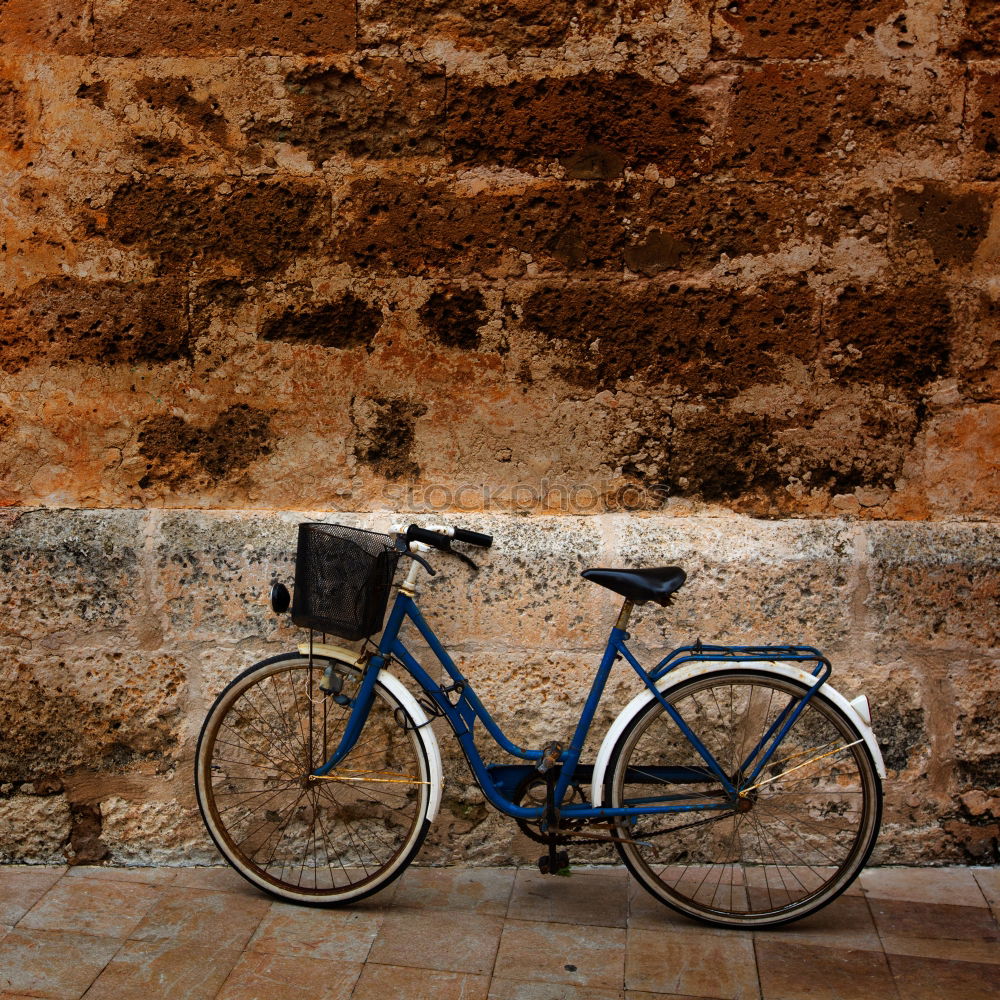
<box><xmin>0</xmin><ymin>2</ymin><xmax>997</xmax><ymax>865</ymax></box>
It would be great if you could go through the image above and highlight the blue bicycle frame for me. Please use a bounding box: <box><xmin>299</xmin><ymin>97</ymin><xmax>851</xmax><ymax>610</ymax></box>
<box><xmin>310</xmin><ymin>587</ymin><xmax>830</xmax><ymax>828</ymax></box>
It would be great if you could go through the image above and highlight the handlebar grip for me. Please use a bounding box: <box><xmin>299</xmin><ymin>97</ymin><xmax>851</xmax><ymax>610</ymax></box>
<box><xmin>406</xmin><ymin>524</ymin><xmax>450</xmax><ymax>549</ymax></box>
<box><xmin>452</xmin><ymin>528</ymin><xmax>493</xmax><ymax>548</ymax></box>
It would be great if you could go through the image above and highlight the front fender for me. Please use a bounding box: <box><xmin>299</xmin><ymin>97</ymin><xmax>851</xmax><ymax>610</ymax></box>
<box><xmin>297</xmin><ymin>642</ymin><xmax>444</xmax><ymax>822</ymax></box>
<box><xmin>590</xmin><ymin>660</ymin><xmax>886</xmax><ymax>807</ymax></box>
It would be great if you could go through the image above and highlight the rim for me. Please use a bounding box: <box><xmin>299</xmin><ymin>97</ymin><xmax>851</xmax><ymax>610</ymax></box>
<box><xmin>611</xmin><ymin>672</ymin><xmax>880</xmax><ymax>925</ymax></box>
<box><xmin>197</xmin><ymin>657</ymin><xmax>430</xmax><ymax>900</ymax></box>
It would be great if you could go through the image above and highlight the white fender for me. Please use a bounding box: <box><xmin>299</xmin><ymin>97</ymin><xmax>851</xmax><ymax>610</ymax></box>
<box><xmin>591</xmin><ymin>660</ymin><xmax>886</xmax><ymax>807</ymax></box>
<box><xmin>298</xmin><ymin>643</ymin><xmax>444</xmax><ymax>822</ymax></box>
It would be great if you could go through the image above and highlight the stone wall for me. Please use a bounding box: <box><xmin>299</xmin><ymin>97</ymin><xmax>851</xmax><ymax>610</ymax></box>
<box><xmin>0</xmin><ymin>1</ymin><xmax>997</xmax><ymax>865</ymax></box>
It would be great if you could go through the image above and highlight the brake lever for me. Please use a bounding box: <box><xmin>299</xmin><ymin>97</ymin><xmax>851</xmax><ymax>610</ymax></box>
<box><xmin>394</xmin><ymin>536</ymin><xmax>437</xmax><ymax>575</ymax></box>
<box><xmin>433</xmin><ymin>535</ymin><xmax>478</xmax><ymax>571</ymax></box>
<box><xmin>450</xmin><ymin>548</ymin><xmax>479</xmax><ymax>571</ymax></box>
<box><xmin>404</xmin><ymin>550</ymin><xmax>437</xmax><ymax>575</ymax></box>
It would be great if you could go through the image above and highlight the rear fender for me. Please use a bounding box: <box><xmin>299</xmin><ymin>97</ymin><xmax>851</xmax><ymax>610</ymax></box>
<box><xmin>590</xmin><ymin>660</ymin><xmax>886</xmax><ymax>807</ymax></box>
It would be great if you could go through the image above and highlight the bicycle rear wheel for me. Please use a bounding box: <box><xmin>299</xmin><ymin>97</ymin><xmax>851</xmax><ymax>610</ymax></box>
<box><xmin>605</xmin><ymin>670</ymin><xmax>882</xmax><ymax>928</ymax></box>
<box><xmin>195</xmin><ymin>653</ymin><xmax>432</xmax><ymax>905</ymax></box>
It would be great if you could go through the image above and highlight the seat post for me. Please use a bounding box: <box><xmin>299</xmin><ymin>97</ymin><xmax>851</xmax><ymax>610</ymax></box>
<box><xmin>615</xmin><ymin>599</ymin><xmax>635</xmax><ymax>630</ymax></box>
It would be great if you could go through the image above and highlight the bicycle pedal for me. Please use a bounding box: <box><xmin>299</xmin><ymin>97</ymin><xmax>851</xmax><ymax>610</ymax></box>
<box><xmin>536</xmin><ymin>740</ymin><xmax>564</xmax><ymax>774</ymax></box>
<box><xmin>537</xmin><ymin>850</ymin><xmax>570</xmax><ymax>876</ymax></box>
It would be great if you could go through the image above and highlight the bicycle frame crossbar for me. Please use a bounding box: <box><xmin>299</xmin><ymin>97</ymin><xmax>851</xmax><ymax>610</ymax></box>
<box><xmin>310</xmin><ymin>588</ymin><xmax>834</xmax><ymax>825</ymax></box>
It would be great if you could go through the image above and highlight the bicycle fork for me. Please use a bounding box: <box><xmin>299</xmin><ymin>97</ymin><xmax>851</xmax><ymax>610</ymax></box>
<box><xmin>308</xmin><ymin>650</ymin><xmax>383</xmax><ymax>778</ymax></box>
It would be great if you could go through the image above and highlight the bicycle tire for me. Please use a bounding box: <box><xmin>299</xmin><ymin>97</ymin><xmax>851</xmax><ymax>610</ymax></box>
<box><xmin>605</xmin><ymin>669</ymin><xmax>882</xmax><ymax>928</ymax></box>
<box><xmin>195</xmin><ymin>652</ymin><xmax>432</xmax><ymax>905</ymax></box>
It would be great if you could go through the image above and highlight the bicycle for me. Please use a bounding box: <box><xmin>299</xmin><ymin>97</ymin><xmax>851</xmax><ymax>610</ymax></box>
<box><xmin>195</xmin><ymin>521</ymin><xmax>885</xmax><ymax>929</ymax></box>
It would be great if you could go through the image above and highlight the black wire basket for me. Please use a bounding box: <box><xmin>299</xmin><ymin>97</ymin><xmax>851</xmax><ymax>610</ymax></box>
<box><xmin>291</xmin><ymin>523</ymin><xmax>402</xmax><ymax>641</ymax></box>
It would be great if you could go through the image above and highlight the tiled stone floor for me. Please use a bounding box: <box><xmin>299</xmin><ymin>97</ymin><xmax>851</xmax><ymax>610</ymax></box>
<box><xmin>0</xmin><ymin>865</ymin><xmax>997</xmax><ymax>999</ymax></box>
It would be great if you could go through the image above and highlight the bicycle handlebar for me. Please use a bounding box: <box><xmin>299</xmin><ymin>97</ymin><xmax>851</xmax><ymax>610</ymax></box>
<box><xmin>401</xmin><ymin>523</ymin><xmax>493</xmax><ymax>550</ymax></box>
<box><xmin>406</xmin><ymin>524</ymin><xmax>452</xmax><ymax>550</ymax></box>
<box><xmin>451</xmin><ymin>527</ymin><xmax>493</xmax><ymax>548</ymax></box>
<box><xmin>395</xmin><ymin>523</ymin><xmax>492</xmax><ymax>572</ymax></box>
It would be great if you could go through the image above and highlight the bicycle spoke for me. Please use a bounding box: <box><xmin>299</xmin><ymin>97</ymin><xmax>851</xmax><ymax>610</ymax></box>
<box><xmin>226</xmin><ymin>696</ymin><xmax>306</xmax><ymax>774</ymax></box>
<box><xmin>251</xmin><ymin>786</ymin><xmax>310</xmax><ymax>867</ymax></box>
<box><xmin>197</xmin><ymin>657</ymin><xmax>430</xmax><ymax>901</ymax></box>
<box><xmin>232</xmin><ymin>785</ymin><xmax>305</xmax><ymax>854</ymax></box>
<box><xmin>752</xmin><ymin>801</ymin><xmax>855</xmax><ymax>865</ymax></box>
<box><xmin>214</xmin><ymin>782</ymin><xmax>300</xmax><ymax>818</ymax></box>
<box><xmin>282</xmin><ymin>670</ymin><xmax>315</xmax><ymax>769</ymax></box>
<box><xmin>608</xmin><ymin>671</ymin><xmax>880</xmax><ymax>927</ymax></box>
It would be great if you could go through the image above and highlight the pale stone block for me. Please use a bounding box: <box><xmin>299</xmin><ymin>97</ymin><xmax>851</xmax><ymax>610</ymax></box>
<box><xmin>153</xmin><ymin>510</ymin><xmax>304</xmax><ymax>645</ymax></box>
<box><xmin>195</xmin><ymin>639</ymin><xmax>294</xmax><ymax>704</ymax></box>
<box><xmin>865</xmin><ymin>522</ymin><xmax>1000</xmax><ymax>650</ymax></box>
<box><xmin>0</xmin><ymin>647</ymin><xmax>187</xmax><ymax>777</ymax></box>
<box><xmin>0</xmin><ymin>509</ymin><xmax>146</xmax><ymax>643</ymax></box>
<box><xmin>99</xmin><ymin>796</ymin><xmax>218</xmax><ymax>865</ymax></box>
<box><xmin>0</xmin><ymin>793</ymin><xmax>71</xmax><ymax>863</ymax></box>
<box><xmin>403</xmin><ymin>514</ymin><xmax>607</xmax><ymax>651</ymax></box>
<box><xmin>615</xmin><ymin>517</ymin><xmax>857</xmax><ymax>650</ymax></box>
<box><xmin>951</xmin><ymin>656</ymin><xmax>1000</xmax><ymax>800</ymax></box>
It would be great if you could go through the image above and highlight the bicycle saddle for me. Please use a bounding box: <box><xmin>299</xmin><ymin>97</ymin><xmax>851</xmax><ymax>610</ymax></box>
<box><xmin>581</xmin><ymin>567</ymin><xmax>686</xmax><ymax>606</ymax></box>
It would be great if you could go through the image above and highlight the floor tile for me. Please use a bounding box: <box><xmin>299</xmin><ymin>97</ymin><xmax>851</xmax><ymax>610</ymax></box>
<box><xmin>869</xmin><ymin>897</ymin><xmax>1000</xmax><ymax>965</ymax></box>
<box><xmin>629</xmin><ymin>878</ymin><xmax>794</xmax><ymax>938</ymax></box>
<box><xmin>19</xmin><ymin>875</ymin><xmax>162</xmax><ymax>938</ymax></box>
<box><xmin>0</xmin><ymin>868</ymin><xmax>64</xmax><ymax>926</ymax></box>
<box><xmin>625</xmin><ymin>994</ymin><xmax>720</xmax><ymax>1000</ymax></box>
<box><xmin>628</xmin><ymin>870</ymin><xmax>863</xmax><ymax>931</ymax></box>
<box><xmin>490</xmin><ymin>978</ymin><xmax>625</xmax><ymax>999</ymax></box>
<box><xmin>0</xmin><ymin>927</ymin><xmax>121</xmax><ymax>999</ymax></box>
<box><xmin>130</xmin><ymin>887</ymin><xmax>271</xmax><ymax>951</ymax></box>
<box><xmin>627</xmin><ymin>880</ymin><xmax>699</xmax><ymax>932</ymax></box>
<box><xmin>83</xmin><ymin>939</ymin><xmax>241</xmax><ymax>1000</ymax></box>
<box><xmin>626</xmin><ymin>926</ymin><xmax>757</xmax><ymax>999</ymax></box>
<box><xmin>394</xmin><ymin>865</ymin><xmax>515</xmax><ymax>915</ymax></box>
<box><xmin>353</xmin><ymin>963</ymin><xmax>490</xmax><ymax>1000</ymax></box>
<box><xmin>368</xmin><ymin>907</ymin><xmax>504</xmax><ymax>975</ymax></box>
<box><xmin>216</xmin><ymin>951</ymin><xmax>363</xmax><ymax>999</ymax></box>
<box><xmin>861</xmin><ymin>867</ymin><xmax>986</xmax><ymax>906</ymax></box>
<box><xmin>974</xmin><ymin>869</ymin><xmax>1000</xmax><ymax>912</ymax></box>
<box><xmin>4</xmin><ymin>863</ymin><xmax>996</xmax><ymax>1000</ymax></box>
<box><xmin>755</xmin><ymin>939</ymin><xmax>898</xmax><ymax>1000</ymax></box>
<box><xmin>887</xmin><ymin>953</ymin><xmax>1000</xmax><ymax>1000</ymax></box>
<box><xmin>509</xmin><ymin>868</ymin><xmax>628</xmax><ymax>928</ymax></box>
<box><xmin>755</xmin><ymin>893</ymin><xmax>882</xmax><ymax>952</ymax></box>
<box><xmin>247</xmin><ymin>901</ymin><xmax>383</xmax><ymax>962</ymax></box>
<box><xmin>170</xmin><ymin>865</ymin><xmax>264</xmax><ymax>895</ymax></box>
<box><xmin>66</xmin><ymin>864</ymin><xmax>178</xmax><ymax>886</ymax></box>
<box><xmin>495</xmin><ymin>919</ymin><xmax>626</xmax><ymax>990</ymax></box>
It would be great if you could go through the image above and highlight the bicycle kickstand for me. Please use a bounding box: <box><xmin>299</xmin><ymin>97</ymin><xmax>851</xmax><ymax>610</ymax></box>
<box><xmin>537</xmin><ymin>763</ymin><xmax>570</xmax><ymax>877</ymax></box>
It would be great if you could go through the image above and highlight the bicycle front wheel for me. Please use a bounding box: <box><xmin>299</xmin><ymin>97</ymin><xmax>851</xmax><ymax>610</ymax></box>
<box><xmin>195</xmin><ymin>653</ymin><xmax>432</xmax><ymax>905</ymax></box>
<box><xmin>606</xmin><ymin>670</ymin><xmax>882</xmax><ymax>928</ymax></box>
